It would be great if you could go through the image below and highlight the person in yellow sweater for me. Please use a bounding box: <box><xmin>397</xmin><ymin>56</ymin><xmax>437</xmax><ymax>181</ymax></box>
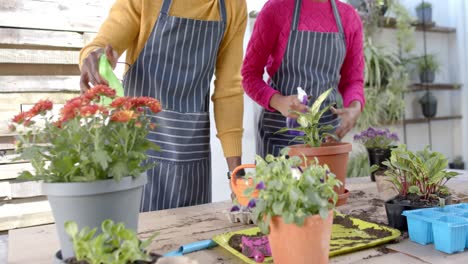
<box><xmin>79</xmin><ymin>0</ymin><xmax>247</xmax><ymax>212</ymax></box>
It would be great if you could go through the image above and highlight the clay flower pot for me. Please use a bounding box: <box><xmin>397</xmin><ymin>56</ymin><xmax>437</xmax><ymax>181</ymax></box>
<box><xmin>288</xmin><ymin>142</ymin><xmax>352</xmax><ymax>206</ymax></box>
<box><xmin>230</xmin><ymin>164</ymin><xmax>258</xmax><ymax>206</ymax></box>
<box><xmin>268</xmin><ymin>210</ymin><xmax>334</xmax><ymax>264</ymax></box>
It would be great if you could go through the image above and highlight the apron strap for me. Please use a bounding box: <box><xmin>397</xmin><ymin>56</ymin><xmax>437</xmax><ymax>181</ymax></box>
<box><xmin>330</xmin><ymin>0</ymin><xmax>344</xmax><ymax>35</ymax></box>
<box><xmin>291</xmin><ymin>0</ymin><xmax>302</xmax><ymax>31</ymax></box>
<box><xmin>161</xmin><ymin>0</ymin><xmax>172</xmax><ymax>15</ymax></box>
<box><xmin>219</xmin><ymin>0</ymin><xmax>227</xmax><ymax>23</ymax></box>
<box><xmin>292</xmin><ymin>0</ymin><xmax>344</xmax><ymax>35</ymax></box>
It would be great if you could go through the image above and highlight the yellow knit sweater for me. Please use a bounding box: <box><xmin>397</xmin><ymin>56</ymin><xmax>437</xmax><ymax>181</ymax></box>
<box><xmin>80</xmin><ymin>0</ymin><xmax>247</xmax><ymax>158</ymax></box>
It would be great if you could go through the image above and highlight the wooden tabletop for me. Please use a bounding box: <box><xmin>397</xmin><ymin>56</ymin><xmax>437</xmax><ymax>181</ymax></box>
<box><xmin>8</xmin><ymin>176</ymin><xmax>468</xmax><ymax>264</ymax></box>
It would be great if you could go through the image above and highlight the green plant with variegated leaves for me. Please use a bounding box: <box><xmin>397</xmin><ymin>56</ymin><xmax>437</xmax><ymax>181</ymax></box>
<box><xmin>64</xmin><ymin>219</ymin><xmax>158</xmax><ymax>264</ymax></box>
<box><xmin>244</xmin><ymin>149</ymin><xmax>342</xmax><ymax>234</ymax></box>
<box><xmin>277</xmin><ymin>88</ymin><xmax>337</xmax><ymax>147</ymax></box>
<box><xmin>383</xmin><ymin>145</ymin><xmax>458</xmax><ymax>201</ymax></box>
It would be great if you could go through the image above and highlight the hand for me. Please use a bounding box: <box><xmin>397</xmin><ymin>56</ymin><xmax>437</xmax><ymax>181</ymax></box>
<box><xmin>269</xmin><ymin>94</ymin><xmax>308</xmax><ymax>119</ymax></box>
<box><xmin>226</xmin><ymin>156</ymin><xmax>241</xmax><ymax>201</ymax></box>
<box><xmin>331</xmin><ymin>101</ymin><xmax>362</xmax><ymax>139</ymax></box>
<box><xmin>80</xmin><ymin>45</ymin><xmax>118</xmax><ymax>93</ymax></box>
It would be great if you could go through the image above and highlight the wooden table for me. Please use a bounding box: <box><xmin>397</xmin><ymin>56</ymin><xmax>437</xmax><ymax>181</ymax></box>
<box><xmin>8</xmin><ymin>177</ymin><xmax>468</xmax><ymax>264</ymax></box>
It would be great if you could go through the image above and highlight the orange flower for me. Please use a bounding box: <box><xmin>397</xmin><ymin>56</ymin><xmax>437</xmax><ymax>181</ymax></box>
<box><xmin>111</xmin><ymin>110</ymin><xmax>138</xmax><ymax>123</ymax></box>
<box><xmin>29</xmin><ymin>99</ymin><xmax>53</xmax><ymax>116</ymax></box>
<box><xmin>110</xmin><ymin>97</ymin><xmax>129</xmax><ymax>108</ymax></box>
<box><xmin>149</xmin><ymin>123</ymin><xmax>157</xmax><ymax>130</ymax></box>
<box><xmin>79</xmin><ymin>105</ymin><xmax>100</xmax><ymax>117</ymax></box>
<box><xmin>132</xmin><ymin>97</ymin><xmax>162</xmax><ymax>113</ymax></box>
<box><xmin>84</xmin><ymin>85</ymin><xmax>116</xmax><ymax>101</ymax></box>
<box><xmin>11</xmin><ymin>112</ymin><xmax>28</xmax><ymax>124</ymax></box>
<box><xmin>135</xmin><ymin>122</ymin><xmax>142</xmax><ymax>128</ymax></box>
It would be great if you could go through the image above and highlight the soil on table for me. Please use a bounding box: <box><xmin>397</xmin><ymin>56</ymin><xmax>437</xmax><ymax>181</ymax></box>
<box><xmin>64</xmin><ymin>253</ymin><xmax>161</xmax><ymax>264</ymax></box>
<box><xmin>228</xmin><ymin>232</ymin><xmax>265</xmax><ymax>253</ymax></box>
<box><xmin>331</xmin><ymin>214</ymin><xmax>393</xmax><ymax>249</ymax></box>
<box><xmin>393</xmin><ymin>193</ymin><xmax>449</xmax><ymax>208</ymax></box>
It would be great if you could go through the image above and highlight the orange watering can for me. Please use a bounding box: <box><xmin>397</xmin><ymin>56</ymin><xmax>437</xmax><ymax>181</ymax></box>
<box><xmin>230</xmin><ymin>164</ymin><xmax>259</xmax><ymax>206</ymax></box>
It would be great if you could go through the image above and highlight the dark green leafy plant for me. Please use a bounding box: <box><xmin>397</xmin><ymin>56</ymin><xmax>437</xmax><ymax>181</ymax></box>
<box><xmin>417</xmin><ymin>54</ymin><xmax>440</xmax><ymax>73</ymax></box>
<box><xmin>383</xmin><ymin>145</ymin><xmax>458</xmax><ymax>200</ymax></box>
<box><xmin>65</xmin><ymin>220</ymin><xmax>158</xmax><ymax>264</ymax></box>
<box><xmin>416</xmin><ymin>2</ymin><xmax>432</xmax><ymax>10</ymax></box>
<box><xmin>245</xmin><ymin>149</ymin><xmax>342</xmax><ymax>234</ymax></box>
<box><xmin>277</xmin><ymin>88</ymin><xmax>337</xmax><ymax>147</ymax></box>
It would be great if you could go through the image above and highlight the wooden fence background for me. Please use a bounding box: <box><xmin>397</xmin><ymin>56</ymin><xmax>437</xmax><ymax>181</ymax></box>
<box><xmin>0</xmin><ymin>0</ymin><xmax>115</xmax><ymax>231</ymax></box>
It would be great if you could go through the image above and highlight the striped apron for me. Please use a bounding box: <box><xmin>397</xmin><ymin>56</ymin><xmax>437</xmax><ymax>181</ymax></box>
<box><xmin>123</xmin><ymin>0</ymin><xmax>227</xmax><ymax>212</ymax></box>
<box><xmin>257</xmin><ymin>0</ymin><xmax>346</xmax><ymax>158</ymax></box>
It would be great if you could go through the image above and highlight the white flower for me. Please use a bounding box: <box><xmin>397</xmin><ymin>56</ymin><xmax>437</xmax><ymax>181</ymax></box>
<box><xmin>291</xmin><ymin>168</ymin><xmax>302</xmax><ymax>180</ymax></box>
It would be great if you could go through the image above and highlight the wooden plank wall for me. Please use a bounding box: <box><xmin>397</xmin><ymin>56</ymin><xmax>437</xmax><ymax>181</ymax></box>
<box><xmin>0</xmin><ymin>0</ymin><xmax>115</xmax><ymax>231</ymax></box>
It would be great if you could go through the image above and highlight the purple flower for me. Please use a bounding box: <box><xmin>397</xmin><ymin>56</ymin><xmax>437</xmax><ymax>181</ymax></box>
<box><xmin>248</xmin><ymin>199</ymin><xmax>257</xmax><ymax>209</ymax></box>
<box><xmin>230</xmin><ymin>205</ymin><xmax>240</xmax><ymax>212</ymax></box>
<box><xmin>389</xmin><ymin>132</ymin><xmax>399</xmax><ymax>141</ymax></box>
<box><xmin>367</xmin><ymin>129</ymin><xmax>376</xmax><ymax>138</ymax></box>
<box><xmin>256</xmin><ymin>181</ymin><xmax>266</xmax><ymax>190</ymax></box>
<box><xmin>376</xmin><ymin>130</ymin><xmax>385</xmax><ymax>136</ymax></box>
<box><xmin>353</xmin><ymin>134</ymin><xmax>362</xmax><ymax>141</ymax></box>
<box><xmin>254</xmin><ymin>252</ymin><xmax>265</xmax><ymax>263</ymax></box>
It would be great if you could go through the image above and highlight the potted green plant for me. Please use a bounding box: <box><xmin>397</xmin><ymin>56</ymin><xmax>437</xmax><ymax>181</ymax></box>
<box><xmin>354</xmin><ymin>127</ymin><xmax>399</xmax><ymax>182</ymax></box>
<box><xmin>449</xmin><ymin>156</ymin><xmax>465</xmax><ymax>170</ymax></box>
<box><xmin>417</xmin><ymin>54</ymin><xmax>439</xmax><ymax>84</ymax></box>
<box><xmin>416</xmin><ymin>2</ymin><xmax>433</xmax><ymax>25</ymax></box>
<box><xmin>54</xmin><ymin>219</ymin><xmax>160</xmax><ymax>264</ymax></box>
<box><xmin>10</xmin><ymin>85</ymin><xmax>162</xmax><ymax>259</ymax></box>
<box><xmin>245</xmin><ymin>150</ymin><xmax>341</xmax><ymax>264</ymax></box>
<box><xmin>278</xmin><ymin>88</ymin><xmax>352</xmax><ymax>206</ymax></box>
<box><xmin>419</xmin><ymin>91</ymin><xmax>438</xmax><ymax>118</ymax></box>
<box><xmin>382</xmin><ymin>145</ymin><xmax>458</xmax><ymax>231</ymax></box>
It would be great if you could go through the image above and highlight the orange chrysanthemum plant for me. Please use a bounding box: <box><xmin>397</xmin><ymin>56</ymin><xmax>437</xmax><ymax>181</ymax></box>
<box><xmin>10</xmin><ymin>85</ymin><xmax>162</xmax><ymax>183</ymax></box>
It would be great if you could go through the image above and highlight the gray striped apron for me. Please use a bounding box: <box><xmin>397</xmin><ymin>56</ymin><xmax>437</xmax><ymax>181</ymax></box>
<box><xmin>123</xmin><ymin>0</ymin><xmax>227</xmax><ymax>212</ymax></box>
<box><xmin>257</xmin><ymin>0</ymin><xmax>346</xmax><ymax>158</ymax></box>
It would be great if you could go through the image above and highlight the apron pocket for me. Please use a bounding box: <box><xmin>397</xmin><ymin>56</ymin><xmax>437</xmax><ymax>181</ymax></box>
<box><xmin>147</xmin><ymin>110</ymin><xmax>211</xmax><ymax>162</ymax></box>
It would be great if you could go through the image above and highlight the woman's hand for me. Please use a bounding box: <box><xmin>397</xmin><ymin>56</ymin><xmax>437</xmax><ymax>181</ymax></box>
<box><xmin>80</xmin><ymin>45</ymin><xmax>118</xmax><ymax>93</ymax></box>
<box><xmin>331</xmin><ymin>101</ymin><xmax>362</xmax><ymax>139</ymax></box>
<box><xmin>269</xmin><ymin>94</ymin><xmax>308</xmax><ymax>118</ymax></box>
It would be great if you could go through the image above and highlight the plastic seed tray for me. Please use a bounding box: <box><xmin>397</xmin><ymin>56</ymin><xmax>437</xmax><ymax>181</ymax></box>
<box><xmin>213</xmin><ymin>213</ymin><xmax>401</xmax><ymax>264</ymax></box>
<box><xmin>403</xmin><ymin>203</ymin><xmax>468</xmax><ymax>254</ymax></box>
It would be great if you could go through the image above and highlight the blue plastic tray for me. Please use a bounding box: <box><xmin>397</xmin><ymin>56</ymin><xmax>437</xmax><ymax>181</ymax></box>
<box><xmin>403</xmin><ymin>204</ymin><xmax>468</xmax><ymax>254</ymax></box>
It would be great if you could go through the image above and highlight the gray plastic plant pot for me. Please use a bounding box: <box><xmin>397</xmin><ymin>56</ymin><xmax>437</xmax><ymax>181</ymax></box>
<box><xmin>42</xmin><ymin>174</ymin><xmax>147</xmax><ymax>260</ymax></box>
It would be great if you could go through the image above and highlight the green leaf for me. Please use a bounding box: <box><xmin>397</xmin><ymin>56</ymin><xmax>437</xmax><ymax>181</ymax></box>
<box><xmin>65</xmin><ymin>221</ymin><xmax>78</xmax><ymax>238</ymax></box>
<box><xmin>310</xmin><ymin>88</ymin><xmax>333</xmax><ymax>115</ymax></box>
<box><xmin>319</xmin><ymin>207</ymin><xmax>329</xmax><ymax>219</ymax></box>
<box><xmin>109</xmin><ymin>161</ymin><xmax>129</xmax><ymax>181</ymax></box>
<box><xmin>92</xmin><ymin>149</ymin><xmax>111</xmax><ymax>170</ymax></box>
<box><xmin>272</xmin><ymin>201</ymin><xmax>285</xmax><ymax>215</ymax></box>
<box><xmin>17</xmin><ymin>170</ymin><xmax>34</xmax><ymax>180</ymax></box>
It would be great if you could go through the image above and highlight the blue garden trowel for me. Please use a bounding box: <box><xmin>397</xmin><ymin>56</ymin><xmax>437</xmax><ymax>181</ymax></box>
<box><xmin>163</xmin><ymin>240</ymin><xmax>218</xmax><ymax>257</ymax></box>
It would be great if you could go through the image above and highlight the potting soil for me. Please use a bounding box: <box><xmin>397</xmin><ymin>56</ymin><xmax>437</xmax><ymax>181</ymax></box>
<box><xmin>215</xmin><ymin>213</ymin><xmax>400</xmax><ymax>264</ymax></box>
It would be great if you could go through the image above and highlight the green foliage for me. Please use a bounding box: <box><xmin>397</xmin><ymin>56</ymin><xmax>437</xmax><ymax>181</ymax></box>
<box><xmin>453</xmin><ymin>156</ymin><xmax>464</xmax><ymax>166</ymax></box>
<box><xmin>416</xmin><ymin>2</ymin><xmax>432</xmax><ymax>10</ymax></box>
<box><xmin>392</xmin><ymin>1</ymin><xmax>416</xmax><ymax>53</ymax></box>
<box><xmin>383</xmin><ymin>145</ymin><xmax>458</xmax><ymax>200</ymax></box>
<box><xmin>246</xmin><ymin>149</ymin><xmax>342</xmax><ymax>234</ymax></box>
<box><xmin>417</xmin><ymin>54</ymin><xmax>440</xmax><ymax>73</ymax></box>
<box><xmin>13</xmin><ymin>93</ymin><xmax>161</xmax><ymax>183</ymax></box>
<box><xmin>347</xmin><ymin>151</ymin><xmax>371</xmax><ymax>178</ymax></box>
<box><xmin>65</xmin><ymin>220</ymin><xmax>158</xmax><ymax>264</ymax></box>
<box><xmin>277</xmin><ymin>88</ymin><xmax>337</xmax><ymax>147</ymax></box>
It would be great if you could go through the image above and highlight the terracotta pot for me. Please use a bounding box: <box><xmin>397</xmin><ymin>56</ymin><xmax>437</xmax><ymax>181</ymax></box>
<box><xmin>335</xmin><ymin>189</ymin><xmax>350</xmax><ymax>207</ymax></box>
<box><xmin>288</xmin><ymin>142</ymin><xmax>352</xmax><ymax>195</ymax></box>
<box><xmin>230</xmin><ymin>164</ymin><xmax>258</xmax><ymax>206</ymax></box>
<box><xmin>269</xmin><ymin>210</ymin><xmax>334</xmax><ymax>264</ymax></box>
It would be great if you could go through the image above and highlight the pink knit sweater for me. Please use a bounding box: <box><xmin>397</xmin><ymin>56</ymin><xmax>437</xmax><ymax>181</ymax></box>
<box><xmin>242</xmin><ymin>0</ymin><xmax>365</xmax><ymax>111</ymax></box>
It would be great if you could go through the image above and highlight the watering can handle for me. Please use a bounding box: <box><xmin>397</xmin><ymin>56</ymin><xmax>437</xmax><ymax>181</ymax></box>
<box><xmin>230</xmin><ymin>164</ymin><xmax>256</xmax><ymax>188</ymax></box>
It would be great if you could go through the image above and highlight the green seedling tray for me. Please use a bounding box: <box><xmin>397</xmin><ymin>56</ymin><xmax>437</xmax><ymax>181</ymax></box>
<box><xmin>213</xmin><ymin>213</ymin><xmax>401</xmax><ymax>264</ymax></box>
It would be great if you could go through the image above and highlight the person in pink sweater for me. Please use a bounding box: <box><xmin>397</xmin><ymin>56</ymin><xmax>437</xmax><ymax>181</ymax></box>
<box><xmin>242</xmin><ymin>0</ymin><xmax>365</xmax><ymax>157</ymax></box>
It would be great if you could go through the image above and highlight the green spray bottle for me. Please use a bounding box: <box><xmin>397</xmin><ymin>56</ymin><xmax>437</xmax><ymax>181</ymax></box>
<box><xmin>98</xmin><ymin>54</ymin><xmax>124</xmax><ymax>105</ymax></box>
